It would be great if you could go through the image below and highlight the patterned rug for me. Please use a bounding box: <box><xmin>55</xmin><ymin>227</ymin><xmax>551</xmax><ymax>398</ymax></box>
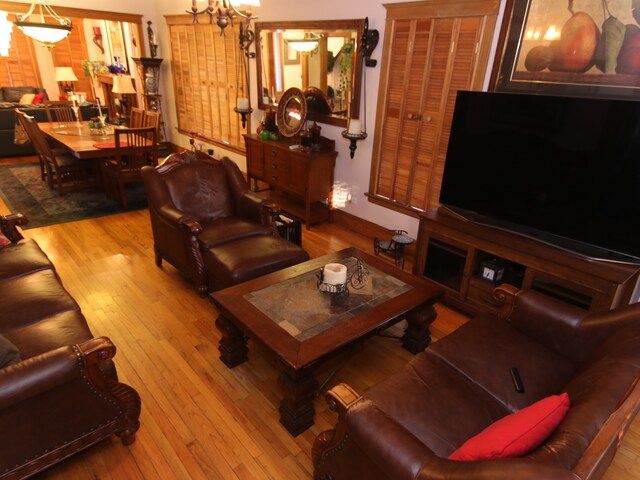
<box><xmin>0</xmin><ymin>163</ymin><xmax>147</xmax><ymax>229</ymax></box>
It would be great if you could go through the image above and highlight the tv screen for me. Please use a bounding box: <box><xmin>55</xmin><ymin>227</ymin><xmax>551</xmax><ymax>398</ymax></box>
<box><xmin>439</xmin><ymin>90</ymin><xmax>640</xmax><ymax>263</ymax></box>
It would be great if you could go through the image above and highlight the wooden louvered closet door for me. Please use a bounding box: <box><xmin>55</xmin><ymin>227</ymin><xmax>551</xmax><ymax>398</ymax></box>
<box><xmin>369</xmin><ymin>0</ymin><xmax>499</xmax><ymax>215</ymax></box>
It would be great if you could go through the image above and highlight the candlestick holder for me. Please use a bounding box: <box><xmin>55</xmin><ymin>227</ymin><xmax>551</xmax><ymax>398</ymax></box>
<box><xmin>234</xmin><ymin>107</ymin><xmax>253</xmax><ymax>129</ymax></box>
<box><xmin>341</xmin><ymin>130</ymin><xmax>368</xmax><ymax>158</ymax></box>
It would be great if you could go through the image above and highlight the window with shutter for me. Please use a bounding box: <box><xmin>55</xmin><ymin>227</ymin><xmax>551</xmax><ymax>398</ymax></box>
<box><xmin>167</xmin><ymin>17</ymin><xmax>248</xmax><ymax>152</ymax></box>
<box><xmin>368</xmin><ymin>0</ymin><xmax>499</xmax><ymax>216</ymax></box>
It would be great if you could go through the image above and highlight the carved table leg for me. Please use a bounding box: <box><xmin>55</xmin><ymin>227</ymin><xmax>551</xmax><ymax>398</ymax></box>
<box><xmin>278</xmin><ymin>365</ymin><xmax>318</xmax><ymax>436</ymax></box>
<box><xmin>215</xmin><ymin>313</ymin><xmax>248</xmax><ymax>368</ymax></box>
<box><xmin>402</xmin><ymin>303</ymin><xmax>437</xmax><ymax>353</ymax></box>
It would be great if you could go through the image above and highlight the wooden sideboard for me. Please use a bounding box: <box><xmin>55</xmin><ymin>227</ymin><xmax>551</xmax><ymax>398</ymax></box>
<box><xmin>413</xmin><ymin>209</ymin><xmax>640</xmax><ymax>315</ymax></box>
<box><xmin>244</xmin><ymin>134</ymin><xmax>338</xmax><ymax>229</ymax></box>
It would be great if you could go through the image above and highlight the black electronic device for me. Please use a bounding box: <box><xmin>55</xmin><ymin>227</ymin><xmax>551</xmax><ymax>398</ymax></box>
<box><xmin>439</xmin><ymin>90</ymin><xmax>640</xmax><ymax>263</ymax></box>
<box><xmin>510</xmin><ymin>367</ymin><xmax>525</xmax><ymax>393</ymax></box>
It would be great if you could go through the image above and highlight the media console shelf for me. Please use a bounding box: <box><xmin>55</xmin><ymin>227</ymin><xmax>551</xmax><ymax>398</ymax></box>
<box><xmin>414</xmin><ymin>209</ymin><xmax>640</xmax><ymax>315</ymax></box>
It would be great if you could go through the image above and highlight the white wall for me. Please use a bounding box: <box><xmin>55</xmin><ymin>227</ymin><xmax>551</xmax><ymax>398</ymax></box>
<box><xmin>26</xmin><ymin>0</ymin><xmax>506</xmax><ymax>238</ymax></box>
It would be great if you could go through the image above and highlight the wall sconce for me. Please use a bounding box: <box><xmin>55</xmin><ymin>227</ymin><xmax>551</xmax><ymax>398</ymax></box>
<box><xmin>92</xmin><ymin>26</ymin><xmax>104</xmax><ymax>54</ymax></box>
<box><xmin>342</xmin><ymin>17</ymin><xmax>378</xmax><ymax>158</ymax></box>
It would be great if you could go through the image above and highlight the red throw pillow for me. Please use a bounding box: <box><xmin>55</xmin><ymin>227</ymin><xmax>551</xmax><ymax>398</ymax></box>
<box><xmin>449</xmin><ymin>392</ymin><xmax>570</xmax><ymax>461</ymax></box>
<box><xmin>0</xmin><ymin>231</ymin><xmax>11</xmax><ymax>248</ymax></box>
<box><xmin>32</xmin><ymin>93</ymin><xmax>45</xmax><ymax>104</ymax></box>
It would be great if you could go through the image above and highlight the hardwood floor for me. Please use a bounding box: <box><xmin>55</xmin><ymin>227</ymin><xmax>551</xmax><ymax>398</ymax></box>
<box><xmin>0</xmin><ymin>165</ymin><xmax>638</xmax><ymax>479</ymax></box>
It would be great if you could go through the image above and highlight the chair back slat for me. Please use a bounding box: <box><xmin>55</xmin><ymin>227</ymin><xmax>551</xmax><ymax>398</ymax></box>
<box><xmin>113</xmin><ymin>126</ymin><xmax>159</xmax><ymax>171</ymax></box>
<box><xmin>44</xmin><ymin>100</ymin><xmax>79</xmax><ymax>123</ymax></box>
<box><xmin>129</xmin><ymin>107</ymin><xmax>144</xmax><ymax>128</ymax></box>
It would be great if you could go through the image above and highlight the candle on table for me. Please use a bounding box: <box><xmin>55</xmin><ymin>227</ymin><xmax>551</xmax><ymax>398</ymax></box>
<box><xmin>347</xmin><ymin>119</ymin><xmax>362</xmax><ymax>135</ymax></box>
<box><xmin>237</xmin><ymin>97</ymin><xmax>250</xmax><ymax>110</ymax></box>
<box><xmin>323</xmin><ymin>263</ymin><xmax>347</xmax><ymax>285</ymax></box>
<box><xmin>96</xmin><ymin>98</ymin><xmax>103</xmax><ymax>117</ymax></box>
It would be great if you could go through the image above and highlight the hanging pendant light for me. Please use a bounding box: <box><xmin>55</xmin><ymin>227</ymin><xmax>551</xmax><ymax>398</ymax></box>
<box><xmin>14</xmin><ymin>0</ymin><xmax>72</xmax><ymax>49</ymax></box>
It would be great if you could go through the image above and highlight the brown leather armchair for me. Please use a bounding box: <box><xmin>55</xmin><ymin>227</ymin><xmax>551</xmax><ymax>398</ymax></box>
<box><xmin>0</xmin><ymin>213</ymin><xmax>141</xmax><ymax>479</ymax></box>
<box><xmin>141</xmin><ymin>150</ymin><xmax>308</xmax><ymax>296</ymax></box>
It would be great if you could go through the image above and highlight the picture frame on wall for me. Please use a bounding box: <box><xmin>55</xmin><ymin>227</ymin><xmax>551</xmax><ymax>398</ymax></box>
<box><xmin>492</xmin><ymin>0</ymin><xmax>640</xmax><ymax>99</ymax></box>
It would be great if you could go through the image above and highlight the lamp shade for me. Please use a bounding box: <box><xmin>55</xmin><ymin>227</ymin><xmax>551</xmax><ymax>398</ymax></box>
<box><xmin>112</xmin><ymin>75</ymin><xmax>136</xmax><ymax>94</ymax></box>
<box><xmin>54</xmin><ymin>66</ymin><xmax>77</xmax><ymax>82</ymax></box>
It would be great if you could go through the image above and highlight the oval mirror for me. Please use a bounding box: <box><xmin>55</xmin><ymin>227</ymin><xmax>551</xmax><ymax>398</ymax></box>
<box><xmin>276</xmin><ymin>87</ymin><xmax>307</xmax><ymax>137</ymax></box>
<box><xmin>255</xmin><ymin>19</ymin><xmax>365</xmax><ymax>128</ymax></box>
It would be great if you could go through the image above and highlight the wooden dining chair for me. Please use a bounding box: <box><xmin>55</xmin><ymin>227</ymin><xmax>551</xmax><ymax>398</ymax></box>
<box><xmin>44</xmin><ymin>100</ymin><xmax>81</xmax><ymax>123</ymax></box>
<box><xmin>15</xmin><ymin>109</ymin><xmax>96</xmax><ymax>194</ymax></box>
<box><xmin>102</xmin><ymin>126</ymin><xmax>158</xmax><ymax>208</ymax></box>
<box><xmin>129</xmin><ymin>107</ymin><xmax>144</xmax><ymax>128</ymax></box>
<box><xmin>142</xmin><ymin>110</ymin><xmax>161</xmax><ymax>133</ymax></box>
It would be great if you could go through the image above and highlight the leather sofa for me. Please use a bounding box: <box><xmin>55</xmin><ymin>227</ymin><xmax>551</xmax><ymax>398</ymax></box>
<box><xmin>1</xmin><ymin>100</ymin><xmax>107</xmax><ymax>158</ymax></box>
<box><xmin>313</xmin><ymin>285</ymin><xmax>640</xmax><ymax>480</ymax></box>
<box><xmin>0</xmin><ymin>213</ymin><xmax>141</xmax><ymax>479</ymax></box>
<box><xmin>141</xmin><ymin>150</ymin><xmax>309</xmax><ymax>296</ymax></box>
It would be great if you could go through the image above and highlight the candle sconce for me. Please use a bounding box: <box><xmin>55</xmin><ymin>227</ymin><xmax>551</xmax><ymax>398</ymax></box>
<box><xmin>92</xmin><ymin>27</ymin><xmax>105</xmax><ymax>54</ymax></box>
<box><xmin>342</xmin><ymin>17</ymin><xmax>377</xmax><ymax>158</ymax></box>
<box><xmin>342</xmin><ymin>129</ymin><xmax>367</xmax><ymax>159</ymax></box>
<box><xmin>234</xmin><ymin>107</ymin><xmax>253</xmax><ymax>129</ymax></box>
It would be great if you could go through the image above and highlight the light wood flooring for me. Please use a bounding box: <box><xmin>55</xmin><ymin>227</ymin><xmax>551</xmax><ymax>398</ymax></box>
<box><xmin>0</xmin><ymin>162</ymin><xmax>638</xmax><ymax>479</ymax></box>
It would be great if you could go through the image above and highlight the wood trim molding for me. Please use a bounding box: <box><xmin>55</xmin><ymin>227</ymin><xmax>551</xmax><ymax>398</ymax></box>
<box><xmin>0</xmin><ymin>1</ymin><xmax>143</xmax><ymax>24</ymax></box>
<box><xmin>383</xmin><ymin>0</ymin><xmax>500</xmax><ymax>19</ymax></box>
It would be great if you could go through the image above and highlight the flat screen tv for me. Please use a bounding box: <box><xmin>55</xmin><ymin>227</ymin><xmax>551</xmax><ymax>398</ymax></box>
<box><xmin>439</xmin><ymin>90</ymin><xmax>640</xmax><ymax>263</ymax></box>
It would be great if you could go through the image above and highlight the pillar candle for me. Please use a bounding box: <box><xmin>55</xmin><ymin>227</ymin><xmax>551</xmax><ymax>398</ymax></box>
<box><xmin>347</xmin><ymin>119</ymin><xmax>362</xmax><ymax>135</ymax></box>
<box><xmin>237</xmin><ymin>97</ymin><xmax>250</xmax><ymax>110</ymax></box>
<box><xmin>323</xmin><ymin>263</ymin><xmax>347</xmax><ymax>285</ymax></box>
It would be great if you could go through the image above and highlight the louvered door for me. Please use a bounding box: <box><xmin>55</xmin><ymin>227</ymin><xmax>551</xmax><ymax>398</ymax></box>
<box><xmin>369</xmin><ymin>0</ymin><xmax>499</xmax><ymax>215</ymax></box>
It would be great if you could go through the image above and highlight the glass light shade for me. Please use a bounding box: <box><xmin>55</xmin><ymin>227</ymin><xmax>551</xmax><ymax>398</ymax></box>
<box><xmin>112</xmin><ymin>75</ymin><xmax>137</xmax><ymax>94</ymax></box>
<box><xmin>16</xmin><ymin>22</ymin><xmax>71</xmax><ymax>46</ymax></box>
<box><xmin>286</xmin><ymin>40</ymin><xmax>318</xmax><ymax>53</ymax></box>
<box><xmin>55</xmin><ymin>66</ymin><xmax>78</xmax><ymax>82</ymax></box>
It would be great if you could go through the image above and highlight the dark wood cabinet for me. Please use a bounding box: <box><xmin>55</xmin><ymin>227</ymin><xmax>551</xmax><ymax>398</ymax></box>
<box><xmin>414</xmin><ymin>209</ymin><xmax>640</xmax><ymax>315</ymax></box>
<box><xmin>244</xmin><ymin>134</ymin><xmax>338</xmax><ymax>229</ymax></box>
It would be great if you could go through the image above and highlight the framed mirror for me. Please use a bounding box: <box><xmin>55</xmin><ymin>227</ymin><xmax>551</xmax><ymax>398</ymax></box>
<box><xmin>276</xmin><ymin>87</ymin><xmax>307</xmax><ymax>137</ymax></box>
<box><xmin>255</xmin><ymin>19</ymin><xmax>365</xmax><ymax>128</ymax></box>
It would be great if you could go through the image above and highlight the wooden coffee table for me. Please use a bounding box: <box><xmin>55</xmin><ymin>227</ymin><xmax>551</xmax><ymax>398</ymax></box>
<box><xmin>209</xmin><ymin>247</ymin><xmax>444</xmax><ymax>436</ymax></box>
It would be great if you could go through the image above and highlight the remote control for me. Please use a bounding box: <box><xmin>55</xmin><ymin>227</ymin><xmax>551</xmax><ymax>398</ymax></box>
<box><xmin>510</xmin><ymin>367</ymin><xmax>525</xmax><ymax>393</ymax></box>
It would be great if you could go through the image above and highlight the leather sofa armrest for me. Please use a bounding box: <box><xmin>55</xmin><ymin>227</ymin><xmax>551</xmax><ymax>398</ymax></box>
<box><xmin>0</xmin><ymin>345</ymin><xmax>84</xmax><ymax>409</ymax></box>
<box><xmin>314</xmin><ymin>385</ymin><xmax>578</xmax><ymax>480</ymax></box>
<box><xmin>1</xmin><ymin>212</ymin><xmax>27</xmax><ymax>242</ymax></box>
<box><xmin>491</xmin><ymin>284</ymin><xmax>628</xmax><ymax>361</ymax></box>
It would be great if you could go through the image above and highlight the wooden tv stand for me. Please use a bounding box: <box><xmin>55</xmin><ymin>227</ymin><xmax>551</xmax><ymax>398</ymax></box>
<box><xmin>413</xmin><ymin>209</ymin><xmax>640</xmax><ymax>315</ymax></box>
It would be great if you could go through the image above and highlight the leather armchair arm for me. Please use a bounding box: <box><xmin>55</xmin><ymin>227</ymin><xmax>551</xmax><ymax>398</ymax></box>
<box><xmin>238</xmin><ymin>191</ymin><xmax>279</xmax><ymax>233</ymax></box>
<box><xmin>0</xmin><ymin>213</ymin><xmax>27</xmax><ymax>243</ymax></box>
<box><xmin>156</xmin><ymin>205</ymin><xmax>202</xmax><ymax>236</ymax></box>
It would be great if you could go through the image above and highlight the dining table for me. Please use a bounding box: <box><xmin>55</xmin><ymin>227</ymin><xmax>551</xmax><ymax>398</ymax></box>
<box><xmin>38</xmin><ymin>121</ymin><xmax>122</xmax><ymax>160</ymax></box>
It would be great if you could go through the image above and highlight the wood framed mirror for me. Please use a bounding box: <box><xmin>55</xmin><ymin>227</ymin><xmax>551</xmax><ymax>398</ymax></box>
<box><xmin>255</xmin><ymin>19</ymin><xmax>365</xmax><ymax>128</ymax></box>
<box><xmin>276</xmin><ymin>87</ymin><xmax>307</xmax><ymax>137</ymax></box>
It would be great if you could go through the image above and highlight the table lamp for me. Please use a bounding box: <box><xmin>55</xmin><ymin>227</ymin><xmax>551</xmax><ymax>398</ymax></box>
<box><xmin>55</xmin><ymin>66</ymin><xmax>77</xmax><ymax>98</ymax></box>
<box><xmin>112</xmin><ymin>75</ymin><xmax>137</xmax><ymax>125</ymax></box>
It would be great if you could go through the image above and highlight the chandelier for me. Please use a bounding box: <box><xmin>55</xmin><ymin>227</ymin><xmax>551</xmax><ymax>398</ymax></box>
<box><xmin>14</xmin><ymin>0</ymin><xmax>72</xmax><ymax>48</ymax></box>
<box><xmin>187</xmin><ymin>0</ymin><xmax>260</xmax><ymax>34</ymax></box>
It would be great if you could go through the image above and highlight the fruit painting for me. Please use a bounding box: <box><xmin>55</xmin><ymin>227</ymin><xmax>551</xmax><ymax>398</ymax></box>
<box><xmin>494</xmin><ymin>0</ymin><xmax>640</xmax><ymax>98</ymax></box>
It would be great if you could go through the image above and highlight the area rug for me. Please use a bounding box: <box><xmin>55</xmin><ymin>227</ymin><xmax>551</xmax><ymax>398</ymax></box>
<box><xmin>0</xmin><ymin>163</ymin><xmax>147</xmax><ymax>229</ymax></box>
